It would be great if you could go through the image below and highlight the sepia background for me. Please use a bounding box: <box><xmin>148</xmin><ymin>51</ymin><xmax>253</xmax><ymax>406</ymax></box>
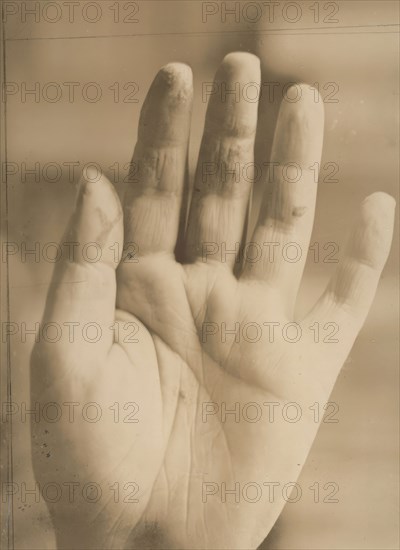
<box><xmin>1</xmin><ymin>1</ymin><xmax>399</xmax><ymax>548</ymax></box>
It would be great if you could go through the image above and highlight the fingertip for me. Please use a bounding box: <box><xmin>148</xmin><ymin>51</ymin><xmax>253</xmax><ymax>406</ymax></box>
<box><xmin>74</xmin><ymin>168</ymin><xmax>123</xmax><ymax>257</ymax></box>
<box><xmin>216</xmin><ymin>52</ymin><xmax>261</xmax><ymax>101</ymax></box>
<box><xmin>362</xmin><ymin>191</ymin><xmax>396</xmax><ymax>214</ymax></box>
<box><xmin>272</xmin><ymin>83</ymin><xmax>324</xmax><ymax>166</ymax></box>
<box><xmin>297</xmin><ymin>83</ymin><xmax>324</xmax><ymax>112</ymax></box>
<box><xmin>139</xmin><ymin>62</ymin><xmax>193</xmax><ymax>145</ymax></box>
<box><xmin>278</xmin><ymin>83</ymin><xmax>325</xmax><ymax>124</ymax></box>
<box><xmin>360</xmin><ymin>192</ymin><xmax>396</xmax><ymax>237</ymax></box>
<box><xmin>156</xmin><ymin>62</ymin><xmax>193</xmax><ymax>102</ymax></box>
<box><xmin>349</xmin><ymin>192</ymin><xmax>395</xmax><ymax>270</ymax></box>
<box><xmin>219</xmin><ymin>51</ymin><xmax>261</xmax><ymax>82</ymax></box>
<box><xmin>78</xmin><ymin>168</ymin><xmax>122</xmax><ymax>215</ymax></box>
<box><xmin>205</xmin><ymin>52</ymin><xmax>260</xmax><ymax>139</ymax></box>
<box><xmin>148</xmin><ymin>62</ymin><xmax>193</xmax><ymax>109</ymax></box>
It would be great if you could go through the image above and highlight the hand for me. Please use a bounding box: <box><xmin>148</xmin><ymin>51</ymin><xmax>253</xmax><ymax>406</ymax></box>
<box><xmin>31</xmin><ymin>52</ymin><xmax>395</xmax><ymax>550</ymax></box>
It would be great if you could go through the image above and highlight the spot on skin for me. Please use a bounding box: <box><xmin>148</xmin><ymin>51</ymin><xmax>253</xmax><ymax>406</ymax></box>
<box><xmin>292</xmin><ymin>206</ymin><xmax>307</xmax><ymax>217</ymax></box>
<box><xmin>179</xmin><ymin>390</ymin><xmax>186</xmax><ymax>400</ymax></box>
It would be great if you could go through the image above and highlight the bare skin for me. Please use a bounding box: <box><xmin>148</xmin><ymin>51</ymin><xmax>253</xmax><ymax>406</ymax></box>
<box><xmin>31</xmin><ymin>53</ymin><xmax>395</xmax><ymax>549</ymax></box>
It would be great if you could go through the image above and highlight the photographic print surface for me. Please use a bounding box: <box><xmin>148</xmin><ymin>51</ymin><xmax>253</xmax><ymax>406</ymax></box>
<box><xmin>1</xmin><ymin>2</ymin><xmax>399</xmax><ymax>549</ymax></box>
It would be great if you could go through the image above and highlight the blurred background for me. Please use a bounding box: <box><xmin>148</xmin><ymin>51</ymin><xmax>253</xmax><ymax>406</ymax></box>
<box><xmin>1</xmin><ymin>1</ymin><xmax>399</xmax><ymax>548</ymax></box>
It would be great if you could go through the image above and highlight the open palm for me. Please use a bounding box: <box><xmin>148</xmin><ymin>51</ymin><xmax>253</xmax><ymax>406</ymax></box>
<box><xmin>31</xmin><ymin>53</ymin><xmax>394</xmax><ymax>550</ymax></box>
